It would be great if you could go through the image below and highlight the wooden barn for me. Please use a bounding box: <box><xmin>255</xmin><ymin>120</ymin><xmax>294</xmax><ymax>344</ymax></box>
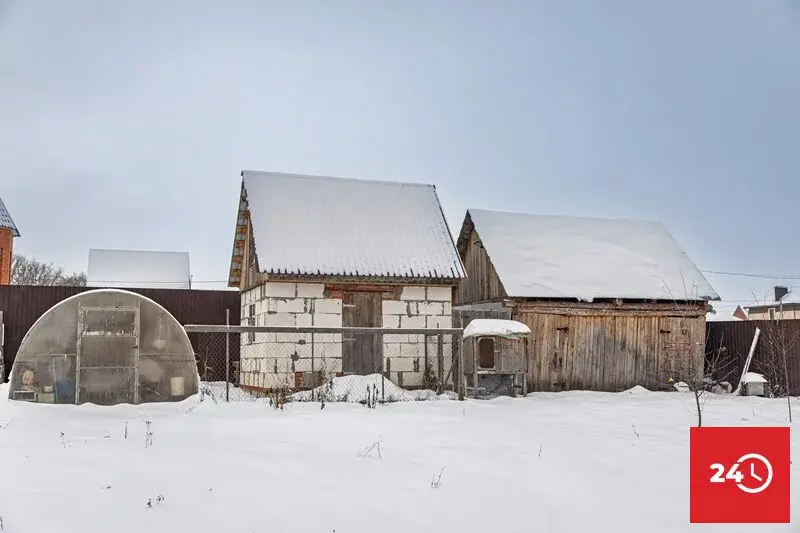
<box><xmin>229</xmin><ymin>171</ymin><xmax>466</xmax><ymax>392</ymax></box>
<box><xmin>454</xmin><ymin>209</ymin><xmax>720</xmax><ymax>392</ymax></box>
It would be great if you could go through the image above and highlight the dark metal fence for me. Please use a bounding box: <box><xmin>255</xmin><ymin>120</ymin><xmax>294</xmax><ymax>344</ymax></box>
<box><xmin>706</xmin><ymin>319</ymin><xmax>800</xmax><ymax>395</ymax></box>
<box><xmin>0</xmin><ymin>285</ymin><xmax>240</xmax><ymax>382</ymax></box>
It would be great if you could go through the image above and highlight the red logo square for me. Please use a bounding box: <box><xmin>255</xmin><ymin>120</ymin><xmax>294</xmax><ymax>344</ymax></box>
<box><xmin>690</xmin><ymin>426</ymin><xmax>790</xmax><ymax>523</ymax></box>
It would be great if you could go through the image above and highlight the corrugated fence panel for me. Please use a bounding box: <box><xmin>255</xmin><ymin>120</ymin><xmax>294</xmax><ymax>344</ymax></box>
<box><xmin>706</xmin><ymin>319</ymin><xmax>800</xmax><ymax>395</ymax></box>
<box><xmin>0</xmin><ymin>285</ymin><xmax>240</xmax><ymax>382</ymax></box>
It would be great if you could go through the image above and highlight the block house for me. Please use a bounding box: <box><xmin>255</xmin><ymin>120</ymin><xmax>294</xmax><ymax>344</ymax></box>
<box><xmin>228</xmin><ymin>171</ymin><xmax>465</xmax><ymax>392</ymax></box>
<box><xmin>454</xmin><ymin>209</ymin><xmax>720</xmax><ymax>392</ymax></box>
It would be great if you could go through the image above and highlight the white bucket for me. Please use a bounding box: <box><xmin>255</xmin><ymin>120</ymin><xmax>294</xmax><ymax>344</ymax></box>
<box><xmin>170</xmin><ymin>377</ymin><xmax>185</xmax><ymax>396</ymax></box>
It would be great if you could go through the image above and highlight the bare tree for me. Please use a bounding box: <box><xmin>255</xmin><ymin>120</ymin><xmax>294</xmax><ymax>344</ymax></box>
<box><xmin>756</xmin><ymin>302</ymin><xmax>797</xmax><ymax>423</ymax></box>
<box><xmin>664</xmin><ymin>332</ymin><xmax>737</xmax><ymax>427</ymax></box>
<box><xmin>741</xmin><ymin>289</ymin><xmax>798</xmax><ymax>422</ymax></box>
<box><xmin>11</xmin><ymin>253</ymin><xmax>87</xmax><ymax>286</ymax></box>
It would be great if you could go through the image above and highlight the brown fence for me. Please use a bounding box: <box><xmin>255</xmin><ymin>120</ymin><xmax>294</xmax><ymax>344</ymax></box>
<box><xmin>706</xmin><ymin>319</ymin><xmax>800</xmax><ymax>395</ymax></box>
<box><xmin>0</xmin><ymin>285</ymin><xmax>240</xmax><ymax>382</ymax></box>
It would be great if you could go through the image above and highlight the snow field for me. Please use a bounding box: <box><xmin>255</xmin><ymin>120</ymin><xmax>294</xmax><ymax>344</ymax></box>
<box><xmin>0</xmin><ymin>383</ymin><xmax>797</xmax><ymax>533</ymax></box>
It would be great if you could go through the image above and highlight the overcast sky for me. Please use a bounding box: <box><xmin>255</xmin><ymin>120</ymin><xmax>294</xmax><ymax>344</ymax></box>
<box><xmin>1</xmin><ymin>1</ymin><xmax>798</xmax><ymax>312</ymax></box>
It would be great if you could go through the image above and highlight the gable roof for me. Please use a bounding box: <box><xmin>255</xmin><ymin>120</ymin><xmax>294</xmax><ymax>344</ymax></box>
<box><xmin>0</xmin><ymin>196</ymin><xmax>20</xmax><ymax>237</ymax></box>
<box><xmin>87</xmin><ymin>249</ymin><xmax>191</xmax><ymax>289</ymax></box>
<box><xmin>228</xmin><ymin>171</ymin><xmax>465</xmax><ymax>285</ymax></box>
<box><xmin>746</xmin><ymin>290</ymin><xmax>800</xmax><ymax>310</ymax></box>
<box><xmin>458</xmin><ymin>209</ymin><xmax>719</xmax><ymax>303</ymax></box>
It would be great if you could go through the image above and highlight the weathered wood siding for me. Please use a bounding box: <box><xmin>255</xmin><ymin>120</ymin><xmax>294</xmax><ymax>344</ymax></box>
<box><xmin>514</xmin><ymin>304</ymin><xmax>706</xmax><ymax>392</ymax></box>
<box><xmin>455</xmin><ymin>228</ymin><xmax>506</xmax><ymax>304</ymax></box>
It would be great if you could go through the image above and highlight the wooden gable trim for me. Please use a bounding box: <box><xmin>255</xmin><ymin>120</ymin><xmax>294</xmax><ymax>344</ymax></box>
<box><xmin>228</xmin><ymin>179</ymin><xmax>248</xmax><ymax>288</ymax></box>
<box><xmin>455</xmin><ymin>224</ymin><xmax>508</xmax><ymax>305</ymax></box>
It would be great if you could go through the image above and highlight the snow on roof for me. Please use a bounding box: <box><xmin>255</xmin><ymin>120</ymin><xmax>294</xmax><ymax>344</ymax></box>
<box><xmin>462</xmin><ymin>209</ymin><xmax>719</xmax><ymax>302</ymax></box>
<box><xmin>746</xmin><ymin>290</ymin><xmax>800</xmax><ymax>309</ymax></box>
<box><xmin>87</xmin><ymin>249</ymin><xmax>191</xmax><ymax>289</ymax></box>
<box><xmin>0</xmin><ymin>196</ymin><xmax>20</xmax><ymax>237</ymax></box>
<box><xmin>240</xmin><ymin>171</ymin><xmax>465</xmax><ymax>280</ymax></box>
<box><xmin>463</xmin><ymin>319</ymin><xmax>531</xmax><ymax>338</ymax></box>
<box><xmin>741</xmin><ymin>372</ymin><xmax>767</xmax><ymax>384</ymax></box>
<box><xmin>706</xmin><ymin>312</ymin><xmax>744</xmax><ymax>322</ymax></box>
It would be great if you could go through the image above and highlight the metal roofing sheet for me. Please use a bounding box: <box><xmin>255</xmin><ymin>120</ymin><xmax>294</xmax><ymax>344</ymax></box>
<box><xmin>241</xmin><ymin>171</ymin><xmax>465</xmax><ymax>280</ymax></box>
<box><xmin>0</xmin><ymin>196</ymin><xmax>20</xmax><ymax>237</ymax></box>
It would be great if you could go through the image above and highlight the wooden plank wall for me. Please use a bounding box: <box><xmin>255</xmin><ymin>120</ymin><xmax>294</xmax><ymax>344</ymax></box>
<box><xmin>0</xmin><ymin>285</ymin><xmax>241</xmax><ymax>382</ymax></box>
<box><xmin>455</xmin><ymin>229</ymin><xmax>507</xmax><ymax>305</ymax></box>
<box><xmin>515</xmin><ymin>309</ymin><xmax>706</xmax><ymax>392</ymax></box>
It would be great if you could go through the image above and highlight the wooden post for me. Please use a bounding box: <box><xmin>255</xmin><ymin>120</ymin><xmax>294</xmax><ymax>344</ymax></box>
<box><xmin>472</xmin><ymin>338</ymin><xmax>478</xmax><ymax>399</ymax></box>
<box><xmin>457</xmin><ymin>333</ymin><xmax>465</xmax><ymax>401</ymax></box>
<box><xmin>225</xmin><ymin>309</ymin><xmax>230</xmax><ymax>403</ymax></box>
<box><xmin>522</xmin><ymin>336</ymin><xmax>529</xmax><ymax>396</ymax></box>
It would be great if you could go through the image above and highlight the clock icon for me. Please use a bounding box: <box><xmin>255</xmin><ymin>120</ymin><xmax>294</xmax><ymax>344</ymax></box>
<box><xmin>734</xmin><ymin>453</ymin><xmax>773</xmax><ymax>494</ymax></box>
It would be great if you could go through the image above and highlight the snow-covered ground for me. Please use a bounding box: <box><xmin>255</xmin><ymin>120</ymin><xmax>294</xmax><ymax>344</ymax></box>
<box><xmin>0</xmin><ymin>383</ymin><xmax>797</xmax><ymax>532</ymax></box>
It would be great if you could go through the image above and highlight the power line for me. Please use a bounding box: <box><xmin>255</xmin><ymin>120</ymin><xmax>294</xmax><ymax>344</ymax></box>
<box><xmin>700</xmin><ymin>269</ymin><xmax>800</xmax><ymax>281</ymax></box>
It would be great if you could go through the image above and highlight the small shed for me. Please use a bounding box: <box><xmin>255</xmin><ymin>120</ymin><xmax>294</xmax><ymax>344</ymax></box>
<box><xmin>463</xmin><ymin>318</ymin><xmax>531</xmax><ymax>398</ymax></box>
<box><xmin>741</xmin><ymin>372</ymin><xmax>768</xmax><ymax>397</ymax></box>
<box><xmin>8</xmin><ymin>288</ymin><xmax>199</xmax><ymax>405</ymax></box>
<box><xmin>87</xmin><ymin>249</ymin><xmax>191</xmax><ymax>289</ymax></box>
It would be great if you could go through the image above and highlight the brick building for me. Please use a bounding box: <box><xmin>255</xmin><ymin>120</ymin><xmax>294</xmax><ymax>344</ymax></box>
<box><xmin>0</xmin><ymin>197</ymin><xmax>20</xmax><ymax>286</ymax></box>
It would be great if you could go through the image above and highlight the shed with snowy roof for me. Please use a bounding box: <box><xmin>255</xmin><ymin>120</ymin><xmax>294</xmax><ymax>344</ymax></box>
<box><xmin>87</xmin><ymin>249</ymin><xmax>191</xmax><ymax>289</ymax></box>
<box><xmin>453</xmin><ymin>209</ymin><xmax>720</xmax><ymax>393</ymax></box>
<box><xmin>228</xmin><ymin>171</ymin><xmax>465</xmax><ymax>393</ymax></box>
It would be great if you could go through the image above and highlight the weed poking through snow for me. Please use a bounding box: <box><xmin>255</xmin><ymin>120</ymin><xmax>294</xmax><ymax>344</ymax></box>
<box><xmin>146</xmin><ymin>495</ymin><xmax>165</xmax><ymax>509</ymax></box>
<box><xmin>124</xmin><ymin>422</ymin><xmax>128</xmax><ymax>440</ymax></box>
<box><xmin>144</xmin><ymin>421</ymin><xmax>154</xmax><ymax>448</ymax></box>
<box><xmin>538</xmin><ymin>445</ymin><xmax>543</xmax><ymax>459</ymax></box>
<box><xmin>632</xmin><ymin>425</ymin><xmax>640</xmax><ymax>446</ymax></box>
<box><xmin>431</xmin><ymin>467</ymin><xmax>446</xmax><ymax>488</ymax></box>
<box><xmin>357</xmin><ymin>439</ymin><xmax>382</xmax><ymax>459</ymax></box>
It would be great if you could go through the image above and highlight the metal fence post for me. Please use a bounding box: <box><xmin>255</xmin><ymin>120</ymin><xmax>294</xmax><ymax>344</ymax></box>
<box><xmin>437</xmin><ymin>333</ymin><xmax>444</xmax><ymax>394</ymax></box>
<box><xmin>380</xmin><ymin>330</ymin><xmax>385</xmax><ymax>402</ymax></box>
<box><xmin>311</xmin><ymin>331</ymin><xmax>316</xmax><ymax>400</ymax></box>
<box><xmin>225</xmin><ymin>308</ymin><xmax>230</xmax><ymax>402</ymax></box>
<box><xmin>457</xmin><ymin>333</ymin><xmax>465</xmax><ymax>401</ymax></box>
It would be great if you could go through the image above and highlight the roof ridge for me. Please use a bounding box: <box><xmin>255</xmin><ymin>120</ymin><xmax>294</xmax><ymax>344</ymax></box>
<box><xmin>467</xmin><ymin>208</ymin><xmax>663</xmax><ymax>226</ymax></box>
<box><xmin>89</xmin><ymin>248</ymin><xmax>190</xmax><ymax>255</ymax></box>
<box><xmin>241</xmin><ymin>170</ymin><xmax>435</xmax><ymax>189</ymax></box>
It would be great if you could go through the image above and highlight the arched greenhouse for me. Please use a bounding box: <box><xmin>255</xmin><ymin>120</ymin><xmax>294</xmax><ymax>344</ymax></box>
<box><xmin>8</xmin><ymin>288</ymin><xmax>200</xmax><ymax>405</ymax></box>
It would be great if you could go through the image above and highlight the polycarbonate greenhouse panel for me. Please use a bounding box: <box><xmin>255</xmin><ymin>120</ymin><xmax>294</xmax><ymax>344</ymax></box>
<box><xmin>8</xmin><ymin>289</ymin><xmax>200</xmax><ymax>406</ymax></box>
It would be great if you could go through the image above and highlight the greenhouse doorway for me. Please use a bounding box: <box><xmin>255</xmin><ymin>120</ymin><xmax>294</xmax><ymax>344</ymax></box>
<box><xmin>76</xmin><ymin>304</ymin><xmax>141</xmax><ymax>405</ymax></box>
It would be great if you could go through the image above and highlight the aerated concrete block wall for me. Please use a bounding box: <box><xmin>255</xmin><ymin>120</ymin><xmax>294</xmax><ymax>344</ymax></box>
<box><xmin>238</xmin><ymin>282</ymin><xmax>453</xmax><ymax>391</ymax></box>
<box><xmin>382</xmin><ymin>286</ymin><xmax>453</xmax><ymax>388</ymax></box>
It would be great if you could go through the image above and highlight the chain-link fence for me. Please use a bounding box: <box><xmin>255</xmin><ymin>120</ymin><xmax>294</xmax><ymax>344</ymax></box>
<box><xmin>185</xmin><ymin>325</ymin><xmax>466</xmax><ymax>404</ymax></box>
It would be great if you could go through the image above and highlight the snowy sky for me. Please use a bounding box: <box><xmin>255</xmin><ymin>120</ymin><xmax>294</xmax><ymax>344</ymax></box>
<box><xmin>1</xmin><ymin>0</ymin><xmax>798</xmax><ymax>313</ymax></box>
